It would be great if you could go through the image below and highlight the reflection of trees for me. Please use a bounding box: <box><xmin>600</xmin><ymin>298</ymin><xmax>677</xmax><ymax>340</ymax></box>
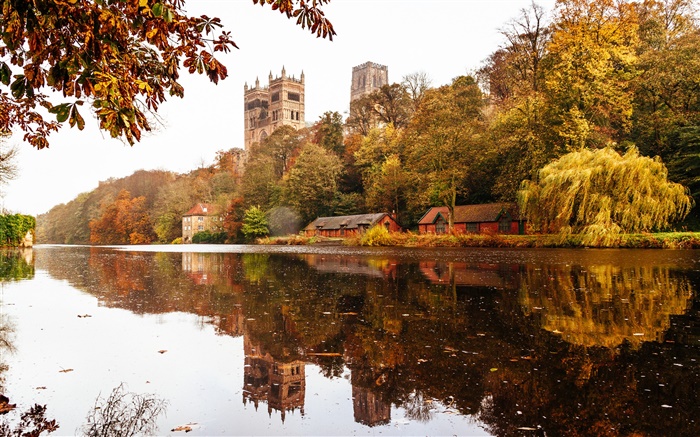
<box><xmin>518</xmin><ymin>264</ymin><xmax>694</xmax><ymax>348</ymax></box>
<box><xmin>0</xmin><ymin>249</ymin><xmax>34</xmax><ymax>281</ymax></box>
<box><xmin>35</xmin><ymin>247</ymin><xmax>700</xmax><ymax>435</ymax></box>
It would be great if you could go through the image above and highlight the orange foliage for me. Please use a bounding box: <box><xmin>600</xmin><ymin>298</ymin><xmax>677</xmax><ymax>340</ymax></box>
<box><xmin>89</xmin><ymin>190</ymin><xmax>156</xmax><ymax>244</ymax></box>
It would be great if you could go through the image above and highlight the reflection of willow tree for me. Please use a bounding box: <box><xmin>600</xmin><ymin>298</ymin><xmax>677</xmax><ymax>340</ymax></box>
<box><xmin>479</xmin><ymin>296</ymin><xmax>700</xmax><ymax>437</ymax></box>
<box><xmin>518</xmin><ymin>264</ymin><xmax>693</xmax><ymax>348</ymax></box>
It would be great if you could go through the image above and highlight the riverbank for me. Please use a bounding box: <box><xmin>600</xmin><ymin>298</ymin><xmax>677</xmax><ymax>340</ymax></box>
<box><xmin>260</xmin><ymin>231</ymin><xmax>700</xmax><ymax>249</ymax></box>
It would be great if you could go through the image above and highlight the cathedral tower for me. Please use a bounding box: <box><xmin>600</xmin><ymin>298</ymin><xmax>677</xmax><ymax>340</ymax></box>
<box><xmin>350</xmin><ymin>62</ymin><xmax>388</xmax><ymax>102</ymax></box>
<box><xmin>244</xmin><ymin>67</ymin><xmax>305</xmax><ymax>152</ymax></box>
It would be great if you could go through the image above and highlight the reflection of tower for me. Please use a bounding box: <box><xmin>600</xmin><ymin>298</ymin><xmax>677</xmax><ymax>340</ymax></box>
<box><xmin>351</xmin><ymin>372</ymin><xmax>391</xmax><ymax>426</ymax></box>
<box><xmin>244</xmin><ymin>67</ymin><xmax>305</xmax><ymax>152</ymax></box>
<box><xmin>242</xmin><ymin>337</ymin><xmax>305</xmax><ymax>421</ymax></box>
<box><xmin>350</xmin><ymin>61</ymin><xmax>388</xmax><ymax>102</ymax></box>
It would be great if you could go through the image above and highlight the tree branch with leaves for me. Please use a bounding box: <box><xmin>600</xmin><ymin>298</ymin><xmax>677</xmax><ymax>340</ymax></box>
<box><xmin>0</xmin><ymin>0</ymin><xmax>335</xmax><ymax>149</ymax></box>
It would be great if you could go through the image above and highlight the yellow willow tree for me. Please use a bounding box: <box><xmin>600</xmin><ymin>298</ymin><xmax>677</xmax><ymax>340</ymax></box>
<box><xmin>518</xmin><ymin>147</ymin><xmax>693</xmax><ymax>245</ymax></box>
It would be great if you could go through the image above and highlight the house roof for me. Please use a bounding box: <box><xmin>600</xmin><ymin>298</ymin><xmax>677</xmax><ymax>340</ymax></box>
<box><xmin>183</xmin><ymin>203</ymin><xmax>219</xmax><ymax>217</ymax></box>
<box><xmin>418</xmin><ymin>203</ymin><xmax>521</xmax><ymax>225</ymax></box>
<box><xmin>304</xmin><ymin>213</ymin><xmax>393</xmax><ymax>231</ymax></box>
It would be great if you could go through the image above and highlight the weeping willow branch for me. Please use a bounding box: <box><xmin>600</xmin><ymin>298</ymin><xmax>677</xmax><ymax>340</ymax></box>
<box><xmin>518</xmin><ymin>146</ymin><xmax>693</xmax><ymax>245</ymax></box>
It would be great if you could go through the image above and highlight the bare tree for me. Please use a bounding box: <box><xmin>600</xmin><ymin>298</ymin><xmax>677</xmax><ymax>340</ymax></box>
<box><xmin>0</xmin><ymin>132</ymin><xmax>18</xmax><ymax>187</ymax></box>
<box><xmin>402</xmin><ymin>71</ymin><xmax>432</xmax><ymax>111</ymax></box>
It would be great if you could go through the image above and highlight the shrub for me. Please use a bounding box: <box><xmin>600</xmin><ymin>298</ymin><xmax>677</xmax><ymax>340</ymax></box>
<box><xmin>192</xmin><ymin>230</ymin><xmax>227</xmax><ymax>244</ymax></box>
<box><xmin>359</xmin><ymin>225</ymin><xmax>393</xmax><ymax>246</ymax></box>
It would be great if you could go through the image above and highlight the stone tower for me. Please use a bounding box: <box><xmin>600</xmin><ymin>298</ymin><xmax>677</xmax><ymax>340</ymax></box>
<box><xmin>350</xmin><ymin>62</ymin><xmax>388</xmax><ymax>102</ymax></box>
<box><xmin>244</xmin><ymin>67</ymin><xmax>305</xmax><ymax>152</ymax></box>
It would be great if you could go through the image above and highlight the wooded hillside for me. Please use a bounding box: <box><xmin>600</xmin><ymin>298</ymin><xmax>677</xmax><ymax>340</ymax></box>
<box><xmin>36</xmin><ymin>0</ymin><xmax>700</xmax><ymax>244</ymax></box>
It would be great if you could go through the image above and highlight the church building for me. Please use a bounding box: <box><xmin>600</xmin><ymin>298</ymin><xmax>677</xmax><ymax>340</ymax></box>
<box><xmin>243</xmin><ymin>67</ymin><xmax>305</xmax><ymax>152</ymax></box>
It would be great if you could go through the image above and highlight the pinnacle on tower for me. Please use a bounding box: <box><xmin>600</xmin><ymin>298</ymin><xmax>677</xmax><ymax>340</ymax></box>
<box><xmin>281</xmin><ymin>65</ymin><xmax>286</xmax><ymax>78</ymax></box>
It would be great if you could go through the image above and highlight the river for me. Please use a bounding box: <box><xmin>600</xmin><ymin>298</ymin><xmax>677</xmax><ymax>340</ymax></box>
<box><xmin>0</xmin><ymin>245</ymin><xmax>698</xmax><ymax>436</ymax></box>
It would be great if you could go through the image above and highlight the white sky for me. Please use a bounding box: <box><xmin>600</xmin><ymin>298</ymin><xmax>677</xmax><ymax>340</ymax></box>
<box><xmin>2</xmin><ymin>0</ymin><xmax>557</xmax><ymax>216</ymax></box>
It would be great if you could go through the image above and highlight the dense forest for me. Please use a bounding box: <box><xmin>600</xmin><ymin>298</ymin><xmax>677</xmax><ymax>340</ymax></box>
<box><xmin>37</xmin><ymin>0</ymin><xmax>700</xmax><ymax>244</ymax></box>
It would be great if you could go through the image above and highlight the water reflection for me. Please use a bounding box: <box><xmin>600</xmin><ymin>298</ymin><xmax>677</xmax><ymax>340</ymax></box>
<box><xmin>29</xmin><ymin>247</ymin><xmax>700</xmax><ymax>435</ymax></box>
<box><xmin>0</xmin><ymin>249</ymin><xmax>34</xmax><ymax>281</ymax></box>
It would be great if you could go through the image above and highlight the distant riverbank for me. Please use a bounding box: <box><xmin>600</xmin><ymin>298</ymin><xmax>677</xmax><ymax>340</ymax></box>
<box><xmin>260</xmin><ymin>231</ymin><xmax>700</xmax><ymax>249</ymax></box>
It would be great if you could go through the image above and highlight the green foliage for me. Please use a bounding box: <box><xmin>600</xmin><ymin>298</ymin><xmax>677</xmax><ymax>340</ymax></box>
<box><xmin>313</xmin><ymin>111</ymin><xmax>345</xmax><ymax>156</ymax></box>
<box><xmin>519</xmin><ymin>147</ymin><xmax>693</xmax><ymax>245</ymax></box>
<box><xmin>0</xmin><ymin>250</ymin><xmax>34</xmax><ymax>280</ymax></box>
<box><xmin>192</xmin><ymin>230</ymin><xmax>227</xmax><ymax>244</ymax></box>
<box><xmin>0</xmin><ymin>214</ymin><xmax>35</xmax><ymax>247</ymax></box>
<box><xmin>285</xmin><ymin>143</ymin><xmax>344</xmax><ymax>223</ymax></box>
<box><xmin>241</xmin><ymin>206</ymin><xmax>269</xmax><ymax>240</ymax></box>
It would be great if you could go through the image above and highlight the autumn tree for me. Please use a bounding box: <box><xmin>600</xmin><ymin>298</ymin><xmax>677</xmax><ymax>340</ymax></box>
<box><xmin>364</xmin><ymin>154</ymin><xmax>410</xmax><ymax>221</ymax></box>
<box><xmin>89</xmin><ymin>190</ymin><xmax>156</xmax><ymax>244</ymax></box>
<box><xmin>632</xmin><ymin>0</ymin><xmax>700</xmax><ymax>162</ymax></box>
<box><xmin>241</xmin><ymin>154</ymin><xmax>281</xmax><ymax>210</ymax></box>
<box><xmin>403</xmin><ymin>76</ymin><xmax>487</xmax><ymax>229</ymax></box>
<box><xmin>312</xmin><ymin>111</ymin><xmax>345</xmax><ymax>156</ymax></box>
<box><xmin>284</xmin><ymin>142</ymin><xmax>344</xmax><ymax>223</ymax></box>
<box><xmin>518</xmin><ymin>147</ymin><xmax>693</xmax><ymax>245</ymax></box>
<box><xmin>0</xmin><ymin>0</ymin><xmax>334</xmax><ymax>148</ymax></box>
<box><xmin>223</xmin><ymin>196</ymin><xmax>245</xmax><ymax>242</ymax></box>
<box><xmin>544</xmin><ymin>0</ymin><xmax>640</xmax><ymax>148</ymax></box>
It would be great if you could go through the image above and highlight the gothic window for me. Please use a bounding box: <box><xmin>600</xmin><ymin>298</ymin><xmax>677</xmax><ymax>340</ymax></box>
<box><xmin>288</xmin><ymin>92</ymin><xmax>300</xmax><ymax>102</ymax></box>
<box><xmin>435</xmin><ymin>216</ymin><xmax>446</xmax><ymax>234</ymax></box>
<box><xmin>499</xmin><ymin>216</ymin><xmax>511</xmax><ymax>233</ymax></box>
<box><xmin>271</xmin><ymin>92</ymin><xmax>280</xmax><ymax>102</ymax></box>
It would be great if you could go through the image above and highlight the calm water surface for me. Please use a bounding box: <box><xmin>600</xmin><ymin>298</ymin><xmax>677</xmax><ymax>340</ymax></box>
<box><xmin>0</xmin><ymin>245</ymin><xmax>699</xmax><ymax>436</ymax></box>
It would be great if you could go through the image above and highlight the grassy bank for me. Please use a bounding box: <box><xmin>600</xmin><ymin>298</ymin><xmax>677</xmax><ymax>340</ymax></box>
<box><xmin>261</xmin><ymin>231</ymin><xmax>700</xmax><ymax>249</ymax></box>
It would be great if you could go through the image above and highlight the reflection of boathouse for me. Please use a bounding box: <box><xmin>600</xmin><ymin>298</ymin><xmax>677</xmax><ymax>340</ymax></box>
<box><xmin>302</xmin><ymin>254</ymin><xmax>397</xmax><ymax>278</ymax></box>
<box><xmin>243</xmin><ymin>338</ymin><xmax>305</xmax><ymax>421</ymax></box>
<box><xmin>419</xmin><ymin>261</ymin><xmax>517</xmax><ymax>289</ymax></box>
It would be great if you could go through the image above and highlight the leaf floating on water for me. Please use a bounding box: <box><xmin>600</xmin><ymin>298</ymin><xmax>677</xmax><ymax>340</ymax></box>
<box><xmin>36</xmin><ymin>386</ymin><xmax>47</xmax><ymax>390</ymax></box>
<box><xmin>59</xmin><ymin>368</ymin><xmax>74</xmax><ymax>373</ymax></box>
<box><xmin>158</xmin><ymin>350</ymin><xmax>167</xmax><ymax>354</ymax></box>
<box><xmin>77</xmin><ymin>314</ymin><xmax>92</xmax><ymax>318</ymax></box>
<box><xmin>490</xmin><ymin>368</ymin><xmax>498</xmax><ymax>372</ymax></box>
<box><xmin>172</xmin><ymin>424</ymin><xmax>193</xmax><ymax>432</ymax></box>
<box><xmin>661</xmin><ymin>404</ymin><xmax>673</xmax><ymax>408</ymax></box>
